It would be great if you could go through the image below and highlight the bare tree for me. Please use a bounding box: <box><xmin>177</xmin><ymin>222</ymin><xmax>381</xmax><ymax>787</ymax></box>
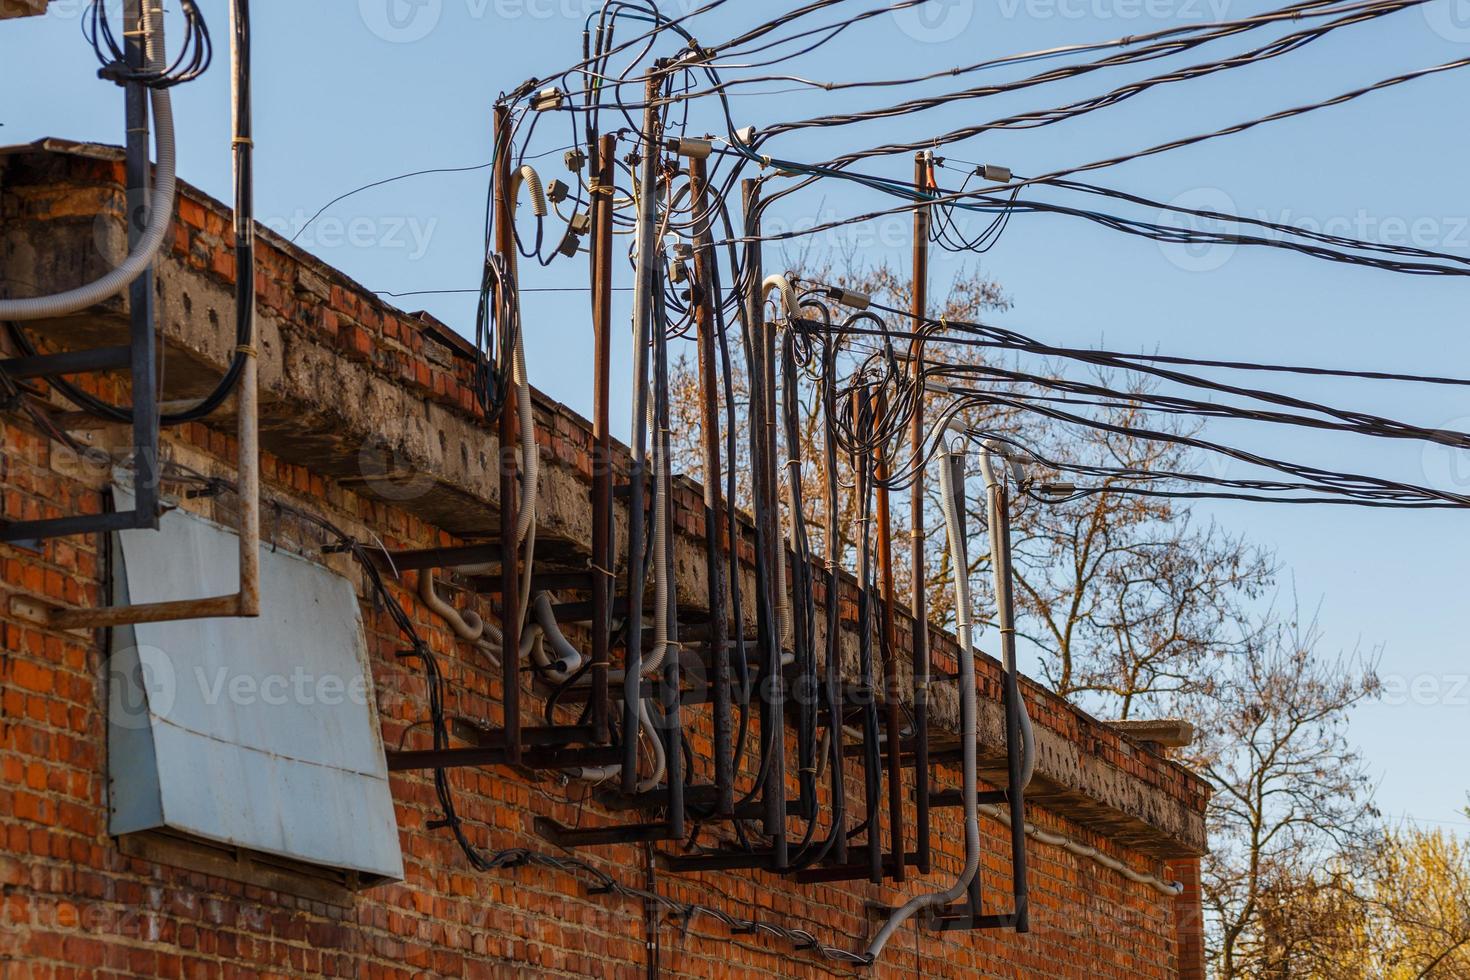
<box><xmin>669</xmin><ymin>259</ymin><xmax>1273</xmax><ymax>720</ymax></box>
<box><xmin>1187</xmin><ymin>611</ymin><xmax>1381</xmax><ymax>979</ymax></box>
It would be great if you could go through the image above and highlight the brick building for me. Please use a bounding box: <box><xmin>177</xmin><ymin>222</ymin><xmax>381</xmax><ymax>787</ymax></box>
<box><xmin>0</xmin><ymin>141</ymin><xmax>1210</xmax><ymax>978</ymax></box>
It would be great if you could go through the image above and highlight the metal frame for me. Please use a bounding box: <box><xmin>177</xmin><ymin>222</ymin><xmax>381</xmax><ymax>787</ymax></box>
<box><xmin>1</xmin><ymin>0</ymin><xmax>260</xmax><ymax>631</ymax></box>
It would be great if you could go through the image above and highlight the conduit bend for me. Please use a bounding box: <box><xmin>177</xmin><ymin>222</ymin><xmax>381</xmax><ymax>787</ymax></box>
<box><xmin>0</xmin><ymin>44</ymin><xmax>176</xmax><ymax>319</ymax></box>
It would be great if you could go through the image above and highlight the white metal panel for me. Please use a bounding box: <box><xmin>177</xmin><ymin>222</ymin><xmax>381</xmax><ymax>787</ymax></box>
<box><xmin>106</xmin><ymin>488</ymin><xmax>403</xmax><ymax>881</ymax></box>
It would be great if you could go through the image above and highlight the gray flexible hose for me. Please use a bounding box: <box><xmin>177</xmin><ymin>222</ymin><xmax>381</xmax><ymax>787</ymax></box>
<box><xmin>760</xmin><ymin>274</ymin><xmax>798</xmax><ymax>646</ymax></box>
<box><xmin>530</xmin><ymin>591</ymin><xmax>583</xmax><ymax>677</ymax></box>
<box><xmin>867</xmin><ymin>445</ymin><xmax>980</xmax><ymax>959</ymax></box>
<box><xmin>0</xmin><ymin>44</ymin><xmax>176</xmax><ymax>319</ymax></box>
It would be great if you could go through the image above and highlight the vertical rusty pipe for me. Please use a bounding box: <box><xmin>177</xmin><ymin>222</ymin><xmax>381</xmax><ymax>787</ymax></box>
<box><xmin>874</xmin><ymin>392</ymin><xmax>905</xmax><ymax>882</ymax></box>
<box><xmin>990</xmin><ymin>479</ymin><xmax>1030</xmax><ymax>931</ymax></box>
<box><xmin>688</xmin><ymin>156</ymin><xmax>732</xmax><ymax>816</ymax></box>
<box><xmin>589</xmin><ymin>133</ymin><xmax>616</xmax><ymax>745</ymax></box>
<box><xmin>124</xmin><ymin>0</ymin><xmax>159</xmax><ymax>535</ymax></box>
<box><xmin>911</xmin><ymin>150</ymin><xmax>932</xmax><ymax>873</ymax></box>
<box><xmin>230</xmin><ymin>0</ymin><xmax>260</xmax><ymax>619</ymax></box>
<box><xmin>492</xmin><ymin>104</ymin><xmax>521</xmax><ymax>766</ymax></box>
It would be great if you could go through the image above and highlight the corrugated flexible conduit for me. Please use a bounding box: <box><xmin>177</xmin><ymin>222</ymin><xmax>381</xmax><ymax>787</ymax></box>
<box><xmin>0</xmin><ymin>96</ymin><xmax>176</xmax><ymax>320</ymax></box>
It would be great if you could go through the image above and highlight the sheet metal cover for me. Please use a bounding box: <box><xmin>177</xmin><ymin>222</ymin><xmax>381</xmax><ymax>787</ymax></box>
<box><xmin>109</xmin><ymin>488</ymin><xmax>403</xmax><ymax>880</ymax></box>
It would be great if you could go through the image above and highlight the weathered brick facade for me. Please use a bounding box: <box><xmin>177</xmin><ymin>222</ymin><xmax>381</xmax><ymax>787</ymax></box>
<box><xmin>1</xmin><ymin>142</ymin><xmax>1208</xmax><ymax>979</ymax></box>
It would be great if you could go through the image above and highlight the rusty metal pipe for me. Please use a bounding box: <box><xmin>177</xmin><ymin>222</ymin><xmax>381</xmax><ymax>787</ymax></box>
<box><xmin>589</xmin><ymin>132</ymin><xmax>616</xmax><ymax>746</ymax></box>
<box><xmin>493</xmin><ymin>104</ymin><xmax>521</xmax><ymax>765</ymax></box>
<box><xmin>911</xmin><ymin>150</ymin><xmax>932</xmax><ymax>874</ymax></box>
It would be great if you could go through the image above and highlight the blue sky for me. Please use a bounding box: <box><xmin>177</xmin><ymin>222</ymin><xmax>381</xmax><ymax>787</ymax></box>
<box><xmin>5</xmin><ymin>0</ymin><xmax>1469</xmax><ymax>833</ymax></box>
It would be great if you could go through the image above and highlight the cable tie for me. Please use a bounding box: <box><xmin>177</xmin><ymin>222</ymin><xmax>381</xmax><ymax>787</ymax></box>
<box><xmin>235</xmin><ymin>344</ymin><xmax>259</xmax><ymax>357</ymax></box>
<box><xmin>231</xmin><ymin>137</ymin><xmax>254</xmax><ymax>147</ymax></box>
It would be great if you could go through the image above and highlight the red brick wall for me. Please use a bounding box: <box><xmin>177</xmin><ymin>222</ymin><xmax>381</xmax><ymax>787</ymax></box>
<box><xmin>0</xmin><ymin>147</ymin><xmax>1206</xmax><ymax>979</ymax></box>
<box><xmin>1167</xmin><ymin>857</ymin><xmax>1206</xmax><ymax>980</ymax></box>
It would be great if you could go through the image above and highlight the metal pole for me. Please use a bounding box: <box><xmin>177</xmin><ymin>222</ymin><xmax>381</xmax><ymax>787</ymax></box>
<box><xmin>492</xmin><ymin>104</ymin><xmax>521</xmax><ymax>766</ymax></box>
<box><xmin>589</xmin><ymin>132</ymin><xmax>616</xmax><ymax>746</ymax></box>
<box><xmin>874</xmin><ymin>391</ymin><xmax>905</xmax><ymax>882</ymax></box>
<box><xmin>911</xmin><ymin>150</ymin><xmax>933</xmax><ymax>874</ymax></box>
<box><xmin>989</xmin><ymin>479</ymin><xmax>1030</xmax><ymax>931</ymax></box>
<box><xmin>124</xmin><ymin>0</ymin><xmax>159</xmax><ymax>533</ymax></box>
<box><xmin>853</xmin><ymin>388</ymin><xmax>883</xmax><ymax>884</ymax></box>
<box><xmin>230</xmin><ymin>0</ymin><xmax>260</xmax><ymax>618</ymax></box>
<box><xmin>743</xmin><ymin>178</ymin><xmax>787</xmax><ymax>867</ymax></box>
<box><xmin>689</xmin><ymin>155</ymin><xmax>733</xmax><ymax>816</ymax></box>
<box><xmin>623</xmin><ymin>69</ymin><xmax>663</xmax><ymax>793</ymax></box>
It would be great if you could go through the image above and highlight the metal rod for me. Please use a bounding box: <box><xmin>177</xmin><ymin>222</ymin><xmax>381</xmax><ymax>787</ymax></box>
<box><xmin>911</xmin><ymin>149</ymin><xmax>933</xmax><ymax>875</ymax></box>
<box><xmin>743</xmin><ymin>178</ymin><xmax>788</xmax><ymax>868</ymax></box>
<box><xmin>688</xmin><ymin>154</ymin><xmax>733</xmax><ymax>817</ymax></box>
<box><xmin>0</xmin><ymin>345</ymin><xmax>133</xmax><ymax>381</ymax></box>
<box><xmin>589</xmin><ymin>132</ymin><xmax>616</xmax><ymax>746</ymax></box>
<box><xmin>622</xmin><ymin>69</ymin><xmax>663</xmax><ymax>793</ymax></box>
<box><xmin>989</xmin><ymin>478</ymin><xmax>1030</xmax><ymax>931</ymax></box>
<box><xmin>874</xmin><ymin>391</ymin><xmax>905</xmax><ymax>883</ymax></box>
<box><xmin>492</xmin><ymin>103</ymin><xmax>521</xmax><ymax>766</ymax></box>
<box><xmin>852</xmin><ymin>387</ymin><xmax>883</xmax><ymax>885</ymax></box>
<box><xmin>230</xmin><ymin>0</ymin><xmax>260</xmax><ymax>619</ymax></box>
<box><xmin>125</xmin><ymin>0</ymin><xmax>160</xmax><ymax>537</ymax></box>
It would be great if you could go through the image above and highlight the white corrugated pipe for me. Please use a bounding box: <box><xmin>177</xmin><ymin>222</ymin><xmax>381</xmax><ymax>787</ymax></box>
<box><xmin>0</xmin><ymin>25</ymin><xmax>176</xmax><ymax>319</ymax></box>
<box><xmin>760</xmin><ymin>273</ymin><xmax>797</xmax><ymax>648</ymax></box>
<box><xmin>867</xmin><ymin>436</ymin><xmax>980</xmax><ymax>959</ymax></box>
<box><xmin>977</xmin><ymin>803</ymin><xmax>1183</xmax><ymax>897</ymax></box>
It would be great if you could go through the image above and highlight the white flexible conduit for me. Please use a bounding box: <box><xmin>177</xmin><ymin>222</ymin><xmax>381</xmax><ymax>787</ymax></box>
<box><xmin>640</xmin><ymin>384</ymin><xmax>674</xmax><ymax>678</ymax></box>
<box><xmin>867</xmin><ymin>440</ymin><xmax>981</xmax><ymax>959</ymax></box>
<box><xmin>977</xmin><ymin>803</ymin><xmax>1184</xmax><ymax>897</ymax></box>
<box><xmin>0</xmin><ymin>25</ymin><xmax>177</xmax><ymax>319</ymax></box>
<box><xmin>760</xmin><ymin>273</ymin><xmax>798</xmax><ymax>647</ymax></box>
